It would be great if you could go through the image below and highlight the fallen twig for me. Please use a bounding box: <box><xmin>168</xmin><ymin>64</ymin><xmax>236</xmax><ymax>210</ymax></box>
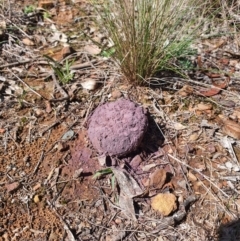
<box><xmin>168</xmin><ymin>154</ymin><xmax>238</xmax><ymax>219</ymax></box>
<box><xmin>31</xmin><ymin>130</ymin><xmax>51</xmax><ymax>176</ymax></box>
<box><xmin>11</xmin><ymin>72</ymin><xmax>47</xmax><ymax>100</ymax></box>
<box><xmin>47</xmin><ymin>200</ymin><xmax>76</xmax><ymax>241</ymax></box>
<box><xmin>51</xmin><ymin>72</ymin><xmax>69</xmax><ymax>100</ymax></box>
<box><xmin>0</xmin><ymin>13</ymin><xmax>32</xmax><ymax>38</ymax></box>
<box><xmin>168</xmin><ymin>154</ymin><xmax>229</xmax><ymax>198</ymax></box>
<box><xmin>70</xmin><ymin>59</ymin><xmax>105</xmax><ymax>70</ymax></box>
<box><xmin>0</xmin><ymin>59</ymin><xmax>32</xmax><ymax>69</ymax></box>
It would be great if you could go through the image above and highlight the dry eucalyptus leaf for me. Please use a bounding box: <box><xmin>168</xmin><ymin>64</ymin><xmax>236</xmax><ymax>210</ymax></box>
<box><xmin>48</xmin><ymin>26</ymin><xmax>68</xmax><ymax>43</ymax></box>
<box><xmin>45</xmin><ymin>100</ymin><xmax>52</xmax><ymax>113</ymax></box>
<box><xmin>177</xmin><ymin>85</ymin><xmax>193</xmax><ymax>97</ymax></box>
<box><xmin>83</xmin><ymin>44</ymin><xmax>101</xmax><ymax>55</ymax></box>
<box><xmin>111</xmin><ymin>89</ymin><xmax>122</xmax><ymax>99</ymax></box>
<box><xmin>188</xmin><ymin>132</ymin><xmax>199</xmax><ymax>141</ymax></box>
<box><xmin>222</xmin><ymin>119</ymin><xmax>240</xmax><ymax>140</ymax></box>
<box><xmin>38</xmin><ymin>0</ymin><xmax>54</xmax><ymax>8</ymax></box>
<box><xmin>111</xmin><ymin>167</ymin><xmax>143</xmax><ymax>220</ymax></box>
<box><xmin>196</xmin><ymin>103</ymin><xmax>212</xmax><ymax>111</ymax></box>
<box><xmin>198</xmin><ymin>77</ymin><xmax>229</xmax><ymax>97</ymax></box>
<box><xmin>0</xmin><ymin>20</ymin><xmax>6</xmax><ymax>30</ymax></box>
<box><xmin>112</xmin><ymin>167</ymin><xmax>143</xmax><ymax>198</ymax></box>
<box><xmin>81</xmin><ymin>79</ymin><xmax>97</xmax><ymax>90</ymax></box>
<box><xmin>0</xmin><ymin>128</ymin><xmax>5</xmax><ymax>134</ymax></box>
<box><xmin>5</xmin><ymin>182</ymin><xmax>21</xmax><ymax>193</ymax></box>
<box><xmin>118</xmin><ymin>195</ymin><xmax>136</xmax><ymax>220</ymax></box>
<box><xmin>187</xmin><ymin>171</ymin><xmax>197</xmax><ymax>182</ymax></box>
<box><xmin>22</xmin><ymin>38</ymin><xmax>34</xmax><ymax>46</ymax></box>
<box><xmin>233</xmin><ymin>110</ymin><xmax>240</xmax><ymax>119</ymax></box>
<box><xmin>33</xmin><ymin>183</ymin><xmax>41</xmax><ymax>191</ymax></box>
<box><xmin>149</xmin><ymin>169</ymin><xmax>167</xmax><ymax>189</ymax></box>
<box><xmin>190</xmin><ymin>160</ymin><xmax>206</xmax><ymax>172</ymax></box>
<box><xmin>173</xmin><ymin>122</ymin><xmax>187</xmax><ymax>130</ymax></box>
<box><xmin>198</xmin><ymin>86</ymin><xmax>221</xmax><ymax>97</ymax></box>
<box><xmin>151</xmin><ymin>193</ymin><xmax>177</xmax><ymax>216</ymax></box>
<box><xmin>219</xmin><ymin>100</ymin><xmax>236</xmax><ymax>108</ymax></box>
<box><xmin>192</xmin><ymin>181</ymin><xmax>204</xmax><ymax>194</ymax></box>
<box><xmin>141</xmin><ymin>163</ymin><xmax>157</xmax><ymax>172</ymax></box>
<box><xmin>50</xmin><ymin>45</ymin><xmax>73</xmax><ymax>61</ymax></box>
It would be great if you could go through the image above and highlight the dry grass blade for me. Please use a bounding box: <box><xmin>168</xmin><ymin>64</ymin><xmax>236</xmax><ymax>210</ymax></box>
<box><xmin>91</xmin><ymin>0</ymin><xmax>207</xmax><ymax>84</ymax></box>
<box><xmin>168</xmin><ymin>153</ymin><xmax>238</xmax><ymax>219</ymax></box>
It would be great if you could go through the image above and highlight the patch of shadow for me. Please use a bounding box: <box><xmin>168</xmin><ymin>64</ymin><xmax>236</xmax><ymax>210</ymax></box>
<box><xmin>80</xmin><ymin>172</ymin><xmax>93</xmax><ymax>177</ymax></box>
<box><xmin>148</xmin><ymin>70</ymin><xmax>183</xmax><ymax>89</ymax></box>
<box><xmin>105</xmin><ymin>155</ymin><xmax>114</xmax><ymax>167</ymax></box>
<box><xmin>141</xmin><ymin>114</ymin><xmax>165</xmax><ymax>154</ymax></box>
<box><xmin>218</xmin><ymin>218</ymin><xmax>240</xmax><ymax>241</ymax></box>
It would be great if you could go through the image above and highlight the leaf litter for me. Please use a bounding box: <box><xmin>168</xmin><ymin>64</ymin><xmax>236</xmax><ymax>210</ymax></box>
<box><xmin>1</xmin><ymin>0</ymin><xmax>240</xmax><ymax>240</ymax></box>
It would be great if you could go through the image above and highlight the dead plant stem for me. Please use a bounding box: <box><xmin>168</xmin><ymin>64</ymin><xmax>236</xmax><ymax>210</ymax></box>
<box><xmin>168</xmin><ymin>154</ymin><xmax>229</xmax><ymax>198</ymax></box>
<box><xmin>31</xmin><ymin>130</ymin><xmax>51</xmax><ymax>176</ymax></box>
<box><xmin>51</xmin><ymin>73</ymin><xmax>69</xmax><ymax>99</ymax></box>
<box><xmin>0</xmin><ymin>13</ymin><xmax>31</xmax><ymax>38</ymax></box>
<box><xmin>11</xmin><ymin>72</ymin><xmax>47</xmax><ymax>100</ymax></box>
<box><xmin>47</xmin><ymin>200</ymin><xmax>76</xmax><ymax>241</ymax></box>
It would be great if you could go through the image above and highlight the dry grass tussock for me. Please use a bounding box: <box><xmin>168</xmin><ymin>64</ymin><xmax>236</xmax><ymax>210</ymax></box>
<box><xmin>91</xmin><ymin>0</ymin><xmax>209</xmax><ymax>84</ymax></box>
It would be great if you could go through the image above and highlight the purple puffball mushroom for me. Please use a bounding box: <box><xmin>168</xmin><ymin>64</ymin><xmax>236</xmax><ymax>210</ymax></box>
<box><xmin>87</xmin><ymin>98</ymin><xmax>148</xmax><ymax>156</ymax></box>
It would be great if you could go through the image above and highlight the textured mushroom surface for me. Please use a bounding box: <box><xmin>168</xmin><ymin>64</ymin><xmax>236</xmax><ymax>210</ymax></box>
<box><xmin>87</xmin><ymin>98</ymin><xmax>148</xmax><ymax>156</ymax></box>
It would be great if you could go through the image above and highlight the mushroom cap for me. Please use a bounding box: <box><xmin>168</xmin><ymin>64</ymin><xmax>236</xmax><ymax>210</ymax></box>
<box><xmin>87</xmin><ymin>98</ymin><xmax>148</xmax><ymax>156</ymax></box>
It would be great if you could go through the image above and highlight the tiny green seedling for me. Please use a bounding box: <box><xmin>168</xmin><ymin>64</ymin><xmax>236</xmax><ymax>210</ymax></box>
<box><xmin>101</xmin><ymin>47</ymin><xmax>116</xmax><ymax>58</ymax></box>
<box><xmin>23</xmin><ymin>5</ymin><xmax>36</xmax><ymax>14</ymax></box>
<box><xmin>44</xmin><ymin>55</ymin><xmax>74</xmax><ymax>84</ymax></box>
<box><xmin>175</xmin><ymin>45</ymin><xmax>197</xmax><ymax>70</ymax></box>
<box><xmin>177</xmin><ymin>58</ymin><xmax>195</xmax><ymax>70</ymax></box>
<box><xmin>20</xmin><ymin>116</ymin><xmax>28</xmax><ymax>126</ymax></box>
<box><xmin>93</xmin><ymin>168</ymin><xmax>116</xmax><ymax>191</ymax></box>
<box><xmin>92</xmin><ymin>168</ymin><xmax>113</xmax><ymax>179</ymax></box>
<box><xmin>43</xmin><ymin>11</ymin><xmax>51</xmax><ymax>19</ymax></box>
<box><xmin>17</xmin><ymin>89</ymin><xmax>27</xmax><ymax>108</ymax></box>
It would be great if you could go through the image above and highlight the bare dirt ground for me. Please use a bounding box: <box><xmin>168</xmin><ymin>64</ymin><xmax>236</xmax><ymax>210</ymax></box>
<box><xmin>1</xmin><ymin>0</ymin><xmax>240</xmax><ymax>241</ymax></box>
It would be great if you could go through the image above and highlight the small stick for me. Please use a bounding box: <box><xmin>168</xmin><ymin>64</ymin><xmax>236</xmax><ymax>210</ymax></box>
<box><xmin>70</xmin><ymin>60</ymin><xmax>105</xmax><ymax>70</ymax></box>
<box><xmin>51</xmin><ymin>73</ymin><xmax>69</xmax><ymax>99</ymax></box>
<box><xmin>47</xmin><ymin>200</ymin><xmax>76</xmax><ymax>241</ymax></box>
<box><xmin>168</xmin><ymin>154</ymin><xmax>229</xmax><ymax>198</ymax></box>
<box><xmin>41</xmin><ymin>119</ymin><xmax>63</xmax><ymax>136</ymax></box>
<box><xmin>41</xmin><ymin>104</ymin><xmax>83</xmax><ymax>136</ymax></box>
<box><xmin>11</xmin><ymin>72</ymin><xmax>47</xmax><ymax>100</ymax></box>
<box><xmin>31</xmin><ymin>130</ymin><xmax>51</xmax><ymax>176</ymax></box>
<box><xmin>0</xmin><ymin>59</ymin><xmax>52</xmax><ymax>69</ymax></box>
<box><xmin>0</xmin><ymin>59</ymin><xmax>32</xmax><ymax>69</ymax></box>
<box><xmin>81</xmin><ymin>101</ymin><xmax>93</xmax><ymax>128</ymax></box>
<box><xmin>6</xmin><ymin>129</ymin><xmax>19</xmax><ymax>148</ymax></box>
<box><xmin>0</xmin><ymin>13</ymin><xmax>31</xmax><ymax>38</ymax></box>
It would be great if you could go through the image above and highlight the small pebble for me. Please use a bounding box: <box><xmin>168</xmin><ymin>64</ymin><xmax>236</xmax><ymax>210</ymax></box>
<box><xmin>111</xmin><ymin>89</ymin><xmax>122</xmax><ymax>99</ymax></box>
<box><xmin>225</xmin><ymin>161</ymin><xmax>233</xmax><ymax>169</ymax></box>
<box><xmin>233</xmin><ymin>166</ymin><xmax>240</xmax><ymax>172</ymax></box>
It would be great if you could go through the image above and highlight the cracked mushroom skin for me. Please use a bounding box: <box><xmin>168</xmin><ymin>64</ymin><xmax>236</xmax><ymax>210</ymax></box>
<box><xmin>87</xmin><ymin>98</ymin><xmax>148</xmax><ymax>156</ymax></box>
